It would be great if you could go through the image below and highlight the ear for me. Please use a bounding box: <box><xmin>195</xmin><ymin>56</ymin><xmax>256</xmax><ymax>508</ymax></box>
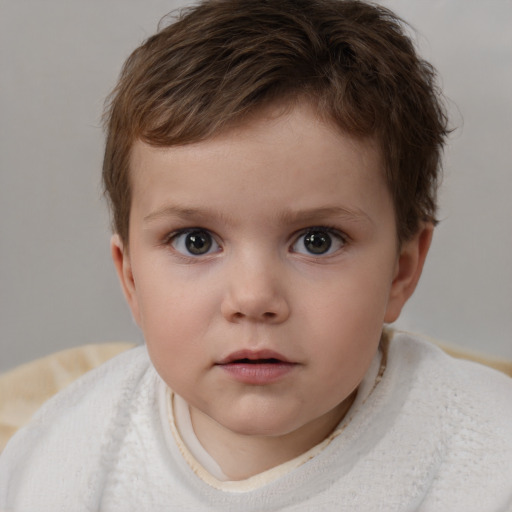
<box><xmin>384</xmin><ymin>223</ymin><xmax>433</xmax><ymax>323</ymax></box>
<box><xmin>111</xmin><ymin>234</ymin><xmax>141</xmax><ymax>326</ymax></box>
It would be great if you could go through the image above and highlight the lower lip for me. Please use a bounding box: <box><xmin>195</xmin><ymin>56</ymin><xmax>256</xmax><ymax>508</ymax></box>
<box><xmin>217</xmin><ymin>362</ymin><xmax>297</xmax><ymax>385</ymax></box>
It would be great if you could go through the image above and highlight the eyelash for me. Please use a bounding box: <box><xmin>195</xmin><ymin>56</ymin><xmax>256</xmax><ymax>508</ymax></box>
<box><xmin>163</xmin><ymin>225</ymin><xmax>348</xmax><ymax>259</ymax></box>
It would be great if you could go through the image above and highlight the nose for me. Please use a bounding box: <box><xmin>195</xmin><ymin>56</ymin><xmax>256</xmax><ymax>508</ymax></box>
<box><xmin>220</xmin><ymin>253</ymin><xmax>290</xmax><ymax>324</ymax></box>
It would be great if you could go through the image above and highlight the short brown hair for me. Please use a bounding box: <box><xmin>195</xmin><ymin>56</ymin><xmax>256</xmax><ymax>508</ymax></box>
<box><xmin>103</xmin><ymin>0</ymin><xmax>449</xmax><ymax>244</ymax></box>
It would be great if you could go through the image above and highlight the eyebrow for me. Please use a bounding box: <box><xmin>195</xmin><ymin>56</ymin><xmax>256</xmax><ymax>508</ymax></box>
<box><xmin>143</xmin><ymin>204</ymin><xmax>372</xmax><ymax>226</ymax></box>
<box><xmin>277</xmin><ymin>206</ymin><xmax>373</xmax><ymax>226</ymax></box>
<box><xmin>143</xmin><ymin>205</ymin><xmax>235</xmax><ymax>225</ymax></box>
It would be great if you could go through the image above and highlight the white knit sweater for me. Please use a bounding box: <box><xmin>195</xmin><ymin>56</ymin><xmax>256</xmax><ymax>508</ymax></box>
<box><xmin>1</xmin><ymin>332</ymin><xmax>511</xmax><ymax>511</ymax></box>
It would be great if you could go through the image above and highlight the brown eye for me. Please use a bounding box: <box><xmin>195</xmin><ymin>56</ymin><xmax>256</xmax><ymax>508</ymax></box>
<box><xmin>185</xmin><ymin>231</ymin><xmax>212</xmax><ymax>254</ymax></box>
<box><xmin>292</xmin><ymin>228</ymin><xmax>345</xmax><ymax>256</ymax></box>
<box><xmin>171</xmin><ymin>229</ymin><xmax>219</xmax><ymax>256</ymax></box>
<box><xmin>304</xmin><ymin>231</ymin><xmax>332</xmax><ymax>254</ymax></box>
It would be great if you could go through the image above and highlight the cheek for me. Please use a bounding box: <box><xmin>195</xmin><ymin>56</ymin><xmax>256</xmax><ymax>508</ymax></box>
<box><xmin>307</xmin><ymin>306</ymin><xmax>382</xmax><ymax>408</ymax></box>
<box><xmin>140</xmin><ymin>289</ymin><xmax>211</xmax><ymax>349</ymax></box>
<box><xmin>299</xmin><ymin>266</ymin><xmax>391</xmax><ymax>375</ymax></box>
<box><xmin>135</xmin><ymin>260</ymin><xmax>212</xmax><ymax>328</ymax></box>
<box><xmin>141</xmin><ymin>291</ymin><xmax>207</xmax><ymax>391</ymax></box>
<box><xmin>133</xmin><ymin>266</ymin><xmax>224</xmax><ymax>376</ymax></box>
<box><xmin>304</xmin><ymin>265</ymin><xmax>393</xmax><ymax>328</ymax></box>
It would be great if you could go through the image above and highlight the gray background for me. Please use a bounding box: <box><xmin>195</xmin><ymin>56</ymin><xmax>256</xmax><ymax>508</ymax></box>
<box><xmin>1</xmin><ymin>0</ymin><xmax>511</xmax><ymax>372</ymax></box>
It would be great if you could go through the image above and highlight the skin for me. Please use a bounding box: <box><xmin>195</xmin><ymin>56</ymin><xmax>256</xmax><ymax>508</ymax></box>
<box><xmin>112</xmin><ymin>102</ymin><xmax>432</xmax><ymax>480</ymax></box>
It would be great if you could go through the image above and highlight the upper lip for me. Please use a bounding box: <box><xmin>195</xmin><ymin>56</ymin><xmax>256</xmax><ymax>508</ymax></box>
<box><xmin>217</xmin><ymin>349</ymin><xmax>293</xmax><ymax>365</ymax></box>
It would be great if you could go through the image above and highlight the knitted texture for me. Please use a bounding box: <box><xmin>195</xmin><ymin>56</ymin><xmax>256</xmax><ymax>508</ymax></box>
<box><xmin>1</xmin><ymin>333</ymin><xmax>511</xmax><ymax>511</ymax></box>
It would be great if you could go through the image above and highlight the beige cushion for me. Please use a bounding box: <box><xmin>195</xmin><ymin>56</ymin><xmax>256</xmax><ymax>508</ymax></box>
<box><xmin>0</xmin><ymin>342</ymin><xmax>135</xmax><ymax>452</ymax></box>
<box><xmin>436</xmin><ymin>342</ymin><xmax>512</xmax><ymax>378</ymax></box>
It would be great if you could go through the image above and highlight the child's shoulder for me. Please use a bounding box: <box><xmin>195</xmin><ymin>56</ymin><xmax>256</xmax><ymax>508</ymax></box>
<box><xmin>388</xmin><ymin>330</ymin><xmax>512</xmax><ymax>415</ymax></box>
<box><xmin>384</xmin><ymin>331</ymin><xmax>512</xmax><ymax>501</ymax></box>
<box><xmin>26</xmin><ymin>344</ymin><xmax>152</xmax><ymax>424</ymax></box>
<box><xmin>389</xmin><ymin>330</ymin><xmax>512</xmax><ymax>393</ymax></box>
<box><xmin>368</xmin><ymin>331</ymin><xmax>511</xmax><ymax>507</ymax></box>
<box><xmin>0</xmin><ymin>345</ymin><xmax>156</xmax><ymax>506</ymax></box>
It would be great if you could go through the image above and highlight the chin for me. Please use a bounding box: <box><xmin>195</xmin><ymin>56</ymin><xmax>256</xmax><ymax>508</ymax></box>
<box><xmin>217</xmin><ymin>411</ymin><xmax>306</xmax><ymax>438</ymax></box>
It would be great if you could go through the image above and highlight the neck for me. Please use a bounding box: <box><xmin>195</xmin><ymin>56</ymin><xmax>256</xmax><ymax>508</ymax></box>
<box><xmin>189</xmin><ymin>390</ymin><xmax>356</xmax><ymax>481</ymax></box>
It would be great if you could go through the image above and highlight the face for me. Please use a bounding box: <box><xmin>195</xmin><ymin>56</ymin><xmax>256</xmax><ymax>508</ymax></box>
<box><xmin>113</xmin><ymin>103</ymin><xmax>430</xmax><ymax>444</ymax></box>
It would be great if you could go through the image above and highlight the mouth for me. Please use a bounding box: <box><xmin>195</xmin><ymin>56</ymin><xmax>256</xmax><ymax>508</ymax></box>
<box><xmin>216</xmin><ymin>350</ymin><xmax>297</xmax><ymax>385</ymax></box>
<box><xmin>230</xmin><ymin>357</ymin><xmax>283</xmax><ymax>364</ymax></box>
<box><xmin>217</xmin><ymin>349</ymin><xmax>292</xmax><ymax>366</ymax></box>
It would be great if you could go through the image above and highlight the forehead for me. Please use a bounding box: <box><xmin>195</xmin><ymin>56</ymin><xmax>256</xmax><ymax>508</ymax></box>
<box><xmin>128</xmin><ymin>102</ymin><xmax>390</xmax><ymax>226</ymax></box>
<box><xmin>131</xmin><ymin>101</ymin><xmax>384</xmax><ymax>174</ymax></box>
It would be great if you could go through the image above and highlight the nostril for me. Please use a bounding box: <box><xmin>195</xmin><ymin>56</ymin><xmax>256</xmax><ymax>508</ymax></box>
<box><xmin>230</xmin><ymin>311</ymin><xmax>278</xmax><ymax>322</ymax></box>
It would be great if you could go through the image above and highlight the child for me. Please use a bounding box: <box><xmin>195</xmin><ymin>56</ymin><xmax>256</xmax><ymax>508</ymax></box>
<box><xmin>1</xmin><ymin>0</ymin><xmax>511</xmax><ymax>510</ymax></box>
